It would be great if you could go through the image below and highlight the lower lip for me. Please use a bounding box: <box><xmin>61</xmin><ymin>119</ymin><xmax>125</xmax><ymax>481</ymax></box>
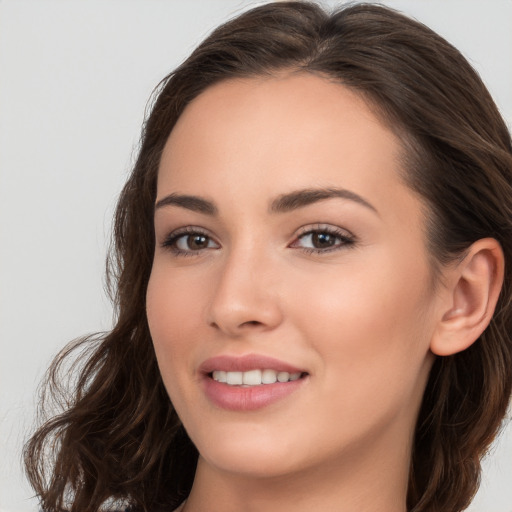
<box><xmin>203</xmin><ymin>375</ymin><xmax>307</xmax><ymax>411</ymax></box>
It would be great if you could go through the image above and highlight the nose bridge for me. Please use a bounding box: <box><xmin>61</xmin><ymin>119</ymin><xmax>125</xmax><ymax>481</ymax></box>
<box><xmin>207</xmin><ymin>238</ymin><xmax>282</xmax><ymax>335</ymax></box>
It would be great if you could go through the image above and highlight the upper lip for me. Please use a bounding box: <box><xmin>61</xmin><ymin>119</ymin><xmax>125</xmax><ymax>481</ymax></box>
<box><xmin>199</xmin><ymin>354</ymin><xmax>306</xmax><ymax>375</ymax></box>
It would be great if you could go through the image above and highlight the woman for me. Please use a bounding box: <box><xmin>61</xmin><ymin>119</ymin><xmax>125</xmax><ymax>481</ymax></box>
<box><xmin>24</xmin><ymin>2</ymin><xmax>512</xmax><ymax>512</ymax></box>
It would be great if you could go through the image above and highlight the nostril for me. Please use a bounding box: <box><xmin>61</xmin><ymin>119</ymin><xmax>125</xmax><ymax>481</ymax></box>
<box><xmin>241</xmin><ymin>320</ymin><xmax>263</xmax><ymax>327</ymax></box>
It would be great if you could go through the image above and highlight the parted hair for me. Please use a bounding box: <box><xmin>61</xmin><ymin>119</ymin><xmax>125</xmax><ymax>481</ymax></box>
<box><xmin>24</xmin><ymin>2</ymin><xmax>512</xmax><ymax>512</ymax></box>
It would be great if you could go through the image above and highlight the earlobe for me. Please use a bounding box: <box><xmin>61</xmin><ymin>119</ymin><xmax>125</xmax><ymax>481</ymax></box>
<box><xmin>430</xmin><ymin>238</ymin><xmax>504</xmax><ymax>356</ymax></box>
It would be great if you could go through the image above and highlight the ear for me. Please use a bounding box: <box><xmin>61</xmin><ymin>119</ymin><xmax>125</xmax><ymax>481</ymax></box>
<box><xmin>430</xmin><ymin>238</ymin><xmax>504</xmax><ymax>356</ymax></box>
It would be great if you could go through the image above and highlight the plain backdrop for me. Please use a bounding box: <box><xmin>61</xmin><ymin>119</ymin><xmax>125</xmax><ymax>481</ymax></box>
<box><xmin>1</xmin><ymin>1</ymin><xmax>511</xmax><ymax>511</ymax></box>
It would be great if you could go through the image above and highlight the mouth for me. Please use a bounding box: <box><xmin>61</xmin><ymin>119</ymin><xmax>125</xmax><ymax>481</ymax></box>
<box><xmin>200</xmin><ymin>354</ymin><xmax>309</xmax><ymax>411</ymax></box>
<box><xmin>209</xmin><ymin>369</ymin><xmax>307</xmax><ymax>386</ymax></box>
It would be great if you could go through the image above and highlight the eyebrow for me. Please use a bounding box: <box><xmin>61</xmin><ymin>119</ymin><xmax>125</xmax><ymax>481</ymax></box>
<box><xmin>154</xmin><ymin>187</ymin><xmax>378</xmax><ymax>216</ymax></box>
<box><xmin>155</xmin><ymin>193</ymin><xmax>218</xmax><ymax>215</ymax></box>
<box><xmin>270</xmin><ymin>187</ymin><xmax>378</xmax><ymax>215</ymax></box>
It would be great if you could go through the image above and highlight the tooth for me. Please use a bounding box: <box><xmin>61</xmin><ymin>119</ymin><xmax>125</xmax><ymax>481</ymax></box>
<box><xmin>261</xmin><ymin>369</ymin><xmax>278</xmax><ymax>384</ymax></box>
<box><xmin>277</xmin><ymin>371</ymin><xmax>290</xmax><ymax>382</ymax></box>
<box><xmin>213</xmin><ymin>370</ymin><xmax>227</xmax><ymax>383</ymax></box>
<box><xmin>226</xmin><ymin>371</ymin><xmax>243</xmax><ymax>385</ymax></box>
<box><xmin>216</xmin><ymin>369</ymin><xmax>301</xmax><ymax>386</ymax></box>
<box><xmin>243</xmin><ymin>369</ymin><xmax>262</xmax><ymax>385</ymax></box>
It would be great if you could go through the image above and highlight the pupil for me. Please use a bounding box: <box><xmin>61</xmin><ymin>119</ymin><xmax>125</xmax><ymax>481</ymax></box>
<box><xmin>313</xmin><ymin>232</ymin><xmax>335</xmax><ymax>248</ymax></box>
<box><xmin>189</xmin><ymin>234</ymin><xmax>207</xmax><ymax>250</ymax></box>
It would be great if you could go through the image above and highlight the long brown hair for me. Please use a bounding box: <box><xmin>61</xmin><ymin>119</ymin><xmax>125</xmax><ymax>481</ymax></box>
<box><xmin>25</xmin><ymin>3</ymin><xmax>512</xmax><ymax>511</ymax></box>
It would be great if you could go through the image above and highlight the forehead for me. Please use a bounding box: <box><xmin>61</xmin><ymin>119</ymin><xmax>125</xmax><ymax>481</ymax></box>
<box><xmin>158</xmin><ymin>73</ymin><xmax>408</xmax><ymax>211</ymax></box>
<box><xmin>159</xmin><ymin>73</ymin><xmax>401</xmax><ymax>193</ymax></box>
<box><xmin>166</xmin><ymin>73</ymin><xmax>392</xmax><ymax>156</ymax></box>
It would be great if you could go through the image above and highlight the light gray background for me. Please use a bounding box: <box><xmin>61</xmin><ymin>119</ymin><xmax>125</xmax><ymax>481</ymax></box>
<box><xmin>1</xmin><ymin>1</ymin><xmax>511</xmax><ymax>511</ymax></box>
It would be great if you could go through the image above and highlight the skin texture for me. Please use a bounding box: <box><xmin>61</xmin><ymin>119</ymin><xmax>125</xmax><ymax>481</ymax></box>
<box><xmin>146</xmin><ymin>73</ymin><xmax>503</xmax><ymax>512</ymax></box>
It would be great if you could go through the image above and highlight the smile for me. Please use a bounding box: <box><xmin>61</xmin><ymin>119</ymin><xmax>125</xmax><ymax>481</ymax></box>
<box><xmin>212</xmin><ymin>369</ymin><xmax>303</xmax><ymax>386</ymax></box>
<box><xmin>200</xmin><ymin>354</ymin><xmax>309</xmax><ymax>411</ymax></box>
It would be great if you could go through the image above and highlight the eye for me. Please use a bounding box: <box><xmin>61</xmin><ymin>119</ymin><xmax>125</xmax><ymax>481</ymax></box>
<box><xmin>290</xmin><ymin>226</ymin><xmax>355</xmax><ymax>254</ymax></box>
<box><xmin>162</xmin><ymin>227</ymin><xmax>219</xmax><ymax>256</ymax></box>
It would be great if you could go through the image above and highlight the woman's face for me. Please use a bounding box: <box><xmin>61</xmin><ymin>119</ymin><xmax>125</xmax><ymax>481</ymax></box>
<box><xmin>147</xmin><ymin>73</ymin><xmax>442</xmax><ymax>480</ymax></box>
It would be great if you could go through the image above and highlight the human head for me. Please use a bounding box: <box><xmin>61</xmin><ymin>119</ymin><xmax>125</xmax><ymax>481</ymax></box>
<box><xmin>120</xmin><ymin>1</ymin><xmax>512</xmax><ymax>508</ymax></box>
<box><xmin>25</xmin><ymin>3</ymin><xmax>512</xmax><ymax>512</ymax></box>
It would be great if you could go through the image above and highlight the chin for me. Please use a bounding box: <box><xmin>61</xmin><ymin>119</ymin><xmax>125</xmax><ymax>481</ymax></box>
<box><xmin>190</xmin><ymin>422</ymin><xmax>311</xmax><ymax>478</ymax></box>
<box><xmin>202</xmin><ymin>448</ymin><xmax>305</xmax><ymax>480</ymax></box>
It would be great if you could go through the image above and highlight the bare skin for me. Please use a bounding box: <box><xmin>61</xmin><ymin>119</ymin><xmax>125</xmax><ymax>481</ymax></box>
<box><xmin>146</xmin><ymin>73</ymin><xmax>504</xmax><ymax>512</ymax></box>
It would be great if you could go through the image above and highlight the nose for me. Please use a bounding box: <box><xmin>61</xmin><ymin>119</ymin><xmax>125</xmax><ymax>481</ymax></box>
<box><xmin>207</xmin><ymin>247</ymin><xmax>283</xmax><ymax>337</ymax></box>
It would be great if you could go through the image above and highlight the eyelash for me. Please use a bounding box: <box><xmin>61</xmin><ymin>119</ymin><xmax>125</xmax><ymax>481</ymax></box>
<box><xmin>161</xmin><ymin>226</ymin><xmax>216</xmax><ymax>257</ymax></box>
<box><xmin>292</xmin><ymin>225</ymin><xmax>356</xmax><ymax>254</ymax></box>
<box><xmin>161</xmin><ymin>225</ymin><xmax>356</xmax><ymax>257</ymax></box>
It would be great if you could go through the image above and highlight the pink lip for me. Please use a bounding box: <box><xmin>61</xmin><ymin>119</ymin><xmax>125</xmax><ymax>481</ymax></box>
<box><xmin>199</xmin><ymin>354</ymin><xmax>305</xmax><ymax>374</ymax></box>
<box><xmin>199</xmin><ymin>354</ymin><xmax>308</xmax><ymax>412</ymax></box>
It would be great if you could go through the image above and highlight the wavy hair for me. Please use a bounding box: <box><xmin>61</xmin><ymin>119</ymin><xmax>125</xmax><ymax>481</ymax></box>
<box><xmin>24</xmin><ymin>3</ymin><xmax>512</xmax><ymax>511</ymax></box>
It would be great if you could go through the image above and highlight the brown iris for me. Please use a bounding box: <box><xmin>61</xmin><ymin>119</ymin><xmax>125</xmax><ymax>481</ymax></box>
<box><xmin>311</xmin><ymin>232</ymin><xmax>337</xmax><ymax>249</ymax></box>
<box><xmin>186</xmin><ymin>234</ymin><xmax>209</xmax><ymax>250</ymax></box>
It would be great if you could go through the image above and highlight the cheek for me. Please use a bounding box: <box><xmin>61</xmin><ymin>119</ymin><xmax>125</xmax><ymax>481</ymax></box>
<box><xmin>288</xmin><ymin>250</ymin><xmax>434</xmax><ymax>406</ymax></box>
<box><xmin>146</xmin><ymin>264</ymin><xmax>207</xmax><ymax>392</ymax></box>
<box><xmin>147</xmin><ymin>259</ymin><xmax>209</xmax><ymax>336</ymax></box>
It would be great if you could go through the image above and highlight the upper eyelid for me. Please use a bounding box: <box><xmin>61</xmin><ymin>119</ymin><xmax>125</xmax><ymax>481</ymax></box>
<box><xmin>294</xmin><ymin>224</ymin><xmax>355</xmax><ymax>239</ymax></box>
<box><xmin>161</xmin><ymin>223</ymin><xmax>353</xmax><ymax>236</ymax></box>
<box><xmin>163</xmin><ymin>225</ymin><xmax>213</xmax><ymax>239</ymax></box>
<box><xmin>161</xmin><ymin>226</ymin><xmax>219</xmax><ymax>246</ymax></box>
<box><xmin>289</xmin><ymin>225</ymin><xmax>357</xmax><ymax>250</ymax></box>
